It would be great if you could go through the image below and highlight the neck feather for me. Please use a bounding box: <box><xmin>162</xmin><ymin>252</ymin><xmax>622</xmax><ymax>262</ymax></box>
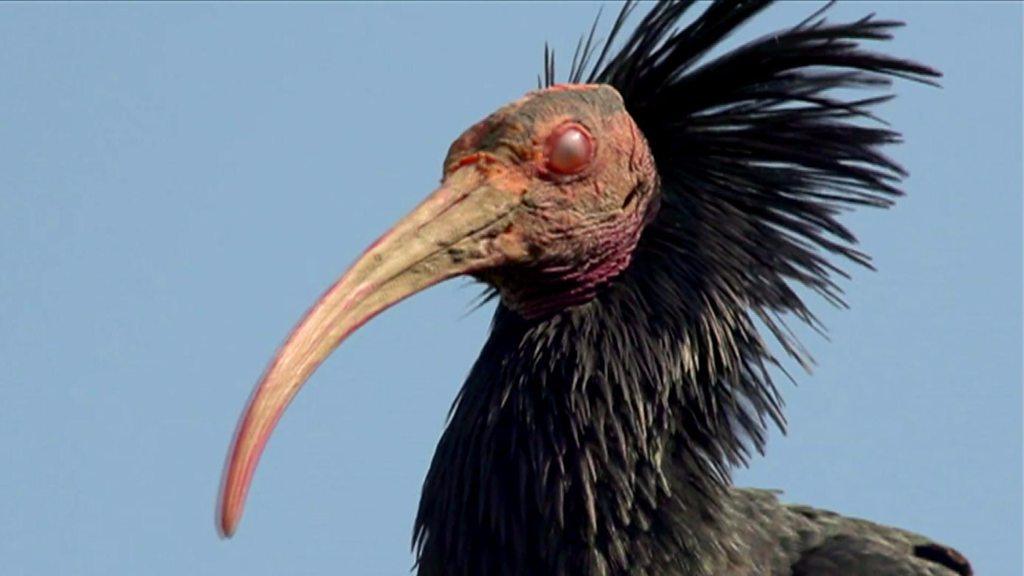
<box><xmin>413</xmin><ymin>206</ymin><xmax>785</xmax><ymax>575</ymax></box>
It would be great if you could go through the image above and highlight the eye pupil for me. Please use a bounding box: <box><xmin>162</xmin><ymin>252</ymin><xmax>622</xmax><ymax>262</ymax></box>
<box><xmin>547</xmin><ymin>125</ymin><xmax>592</xmax><ymax>174</ymax></box>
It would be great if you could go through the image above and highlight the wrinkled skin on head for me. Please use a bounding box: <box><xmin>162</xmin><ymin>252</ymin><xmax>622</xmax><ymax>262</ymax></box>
<box><xmin>444</xmin><ymin>84</ymin><xmax>660</xmax><ymax>317</ymax></box>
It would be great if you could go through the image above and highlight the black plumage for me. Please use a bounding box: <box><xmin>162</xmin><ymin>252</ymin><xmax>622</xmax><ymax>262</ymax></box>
<box><xmin>219</xmin><ymin>2</ymin><xmax>972</xmax><ymax>575</ymax></box>
<box><xmin>413</xmin><ymin>2</ymin><xmax>968</xmax><ymax>575</ymax></box>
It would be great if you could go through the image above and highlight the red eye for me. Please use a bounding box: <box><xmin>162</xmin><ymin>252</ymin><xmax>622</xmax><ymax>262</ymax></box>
<box><xmin>545</xmin><ymin>124</ymin><xmax>593</xmax><ymax>175</ymax></box>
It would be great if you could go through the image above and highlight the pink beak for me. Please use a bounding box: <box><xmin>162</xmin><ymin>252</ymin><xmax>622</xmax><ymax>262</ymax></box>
<box><xmin>218</xmin><ymin>168</ymin><xmax>521</xmax><ymax>537</ymax></box>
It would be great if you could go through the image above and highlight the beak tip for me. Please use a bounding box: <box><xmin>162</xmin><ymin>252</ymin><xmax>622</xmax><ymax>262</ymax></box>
<box><xmin>216</xmin><ymin>470</ymin><xmax>244</xmax><ymax>539</ymax></box>
<box><xmin>217</xmin><ymin>508</ymin><xmax>239</xmax><ymax>539</ymax></box>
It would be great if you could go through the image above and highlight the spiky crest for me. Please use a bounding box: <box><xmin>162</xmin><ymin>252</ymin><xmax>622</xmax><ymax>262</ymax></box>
<box><xmin>414</xmin><ymin>3</ymin><xmax>939</xmax><ymax>575</ymax></box>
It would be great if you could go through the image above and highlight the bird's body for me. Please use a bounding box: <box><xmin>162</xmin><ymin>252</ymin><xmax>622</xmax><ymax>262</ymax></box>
<box><xmin>217</xmin><ymin>2</ymin><xmax>973</xmax><ymax>574</ymax></box>
<box><xmin>412</xmin><ymin>270</ymin><xmax>970</xmax><ymax>576</ymax></box>
<box><xmin>678</xmin><ymin>488</ymin><xmax>971</xmax><ymax>576</ymax></box>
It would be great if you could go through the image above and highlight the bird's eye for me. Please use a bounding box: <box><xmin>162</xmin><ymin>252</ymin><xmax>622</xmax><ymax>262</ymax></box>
<box><xmin>545</xmin><ymin>124</ymin><xmax>593</xmax><ymax>175</ymax></box>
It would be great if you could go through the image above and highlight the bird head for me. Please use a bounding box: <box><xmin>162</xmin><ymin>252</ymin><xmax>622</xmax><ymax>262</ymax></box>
<box><xmin>442</xmin><ymin>84</ymin><xmax>660</xmax><ymax>317</ymax></box>
<box><xmin>218</xmin><ymin>83</ymin><xmax>659</xmax><ymax>536</ymax></box>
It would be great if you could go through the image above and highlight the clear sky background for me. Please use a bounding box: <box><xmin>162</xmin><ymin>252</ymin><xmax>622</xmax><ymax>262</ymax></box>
<box><xmin>1</xmin><ymin>2</ymin><xmax>1020</xmax><ymax>575</ymax></box>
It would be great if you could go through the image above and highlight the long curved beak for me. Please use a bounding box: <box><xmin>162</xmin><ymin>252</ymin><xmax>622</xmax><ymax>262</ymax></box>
<box><xmin>217</xmin><ymin>167</ymin><xmax>519</xmax><ymax>537</ymax></box>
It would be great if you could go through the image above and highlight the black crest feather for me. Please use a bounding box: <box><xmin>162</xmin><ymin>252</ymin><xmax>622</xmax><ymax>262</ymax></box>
<box><xmin>552</xmin><ymin>0</ymin><xmax>941</xmax><ymax>405</ymax></box>
<box><xmin>415</xmin><ymin>3</ymin><xmax>940</xmax><ymax>575</ymax></box>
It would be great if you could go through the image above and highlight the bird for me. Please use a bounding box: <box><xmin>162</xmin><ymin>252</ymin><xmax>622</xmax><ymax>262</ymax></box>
<box><xmin>216</xmin><ymin>2</ymin><xmax>973</xmax><ymax>575</ymax></box>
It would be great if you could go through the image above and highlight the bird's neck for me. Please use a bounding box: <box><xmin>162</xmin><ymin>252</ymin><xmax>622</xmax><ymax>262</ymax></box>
<box><xmin>413</xmin><ymin>235</ymin><xmax>780</xmax><ymax>575</ymax></box>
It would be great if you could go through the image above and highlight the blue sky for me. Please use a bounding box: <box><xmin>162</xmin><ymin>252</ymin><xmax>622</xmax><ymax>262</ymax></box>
<box><xmin>1</xmin><ymin>2</ymin><xmax>1020</xmax><ymax>575</ymax></box>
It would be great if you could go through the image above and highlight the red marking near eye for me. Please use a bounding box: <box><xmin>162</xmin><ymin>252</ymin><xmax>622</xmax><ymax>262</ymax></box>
<box><xmin>445</xmin><ymin>152</ymin><xmax>504</xmax><ymax>178</ymax></box>
<box><xmin>455</xmin><ymin>153</ymin><xmax>488</xmax><ymax>170</ymax></box>
<box><xmin>545</xmin><ymin>123</ymin><xmax>594</xmax><ymax>175</ymax></box>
